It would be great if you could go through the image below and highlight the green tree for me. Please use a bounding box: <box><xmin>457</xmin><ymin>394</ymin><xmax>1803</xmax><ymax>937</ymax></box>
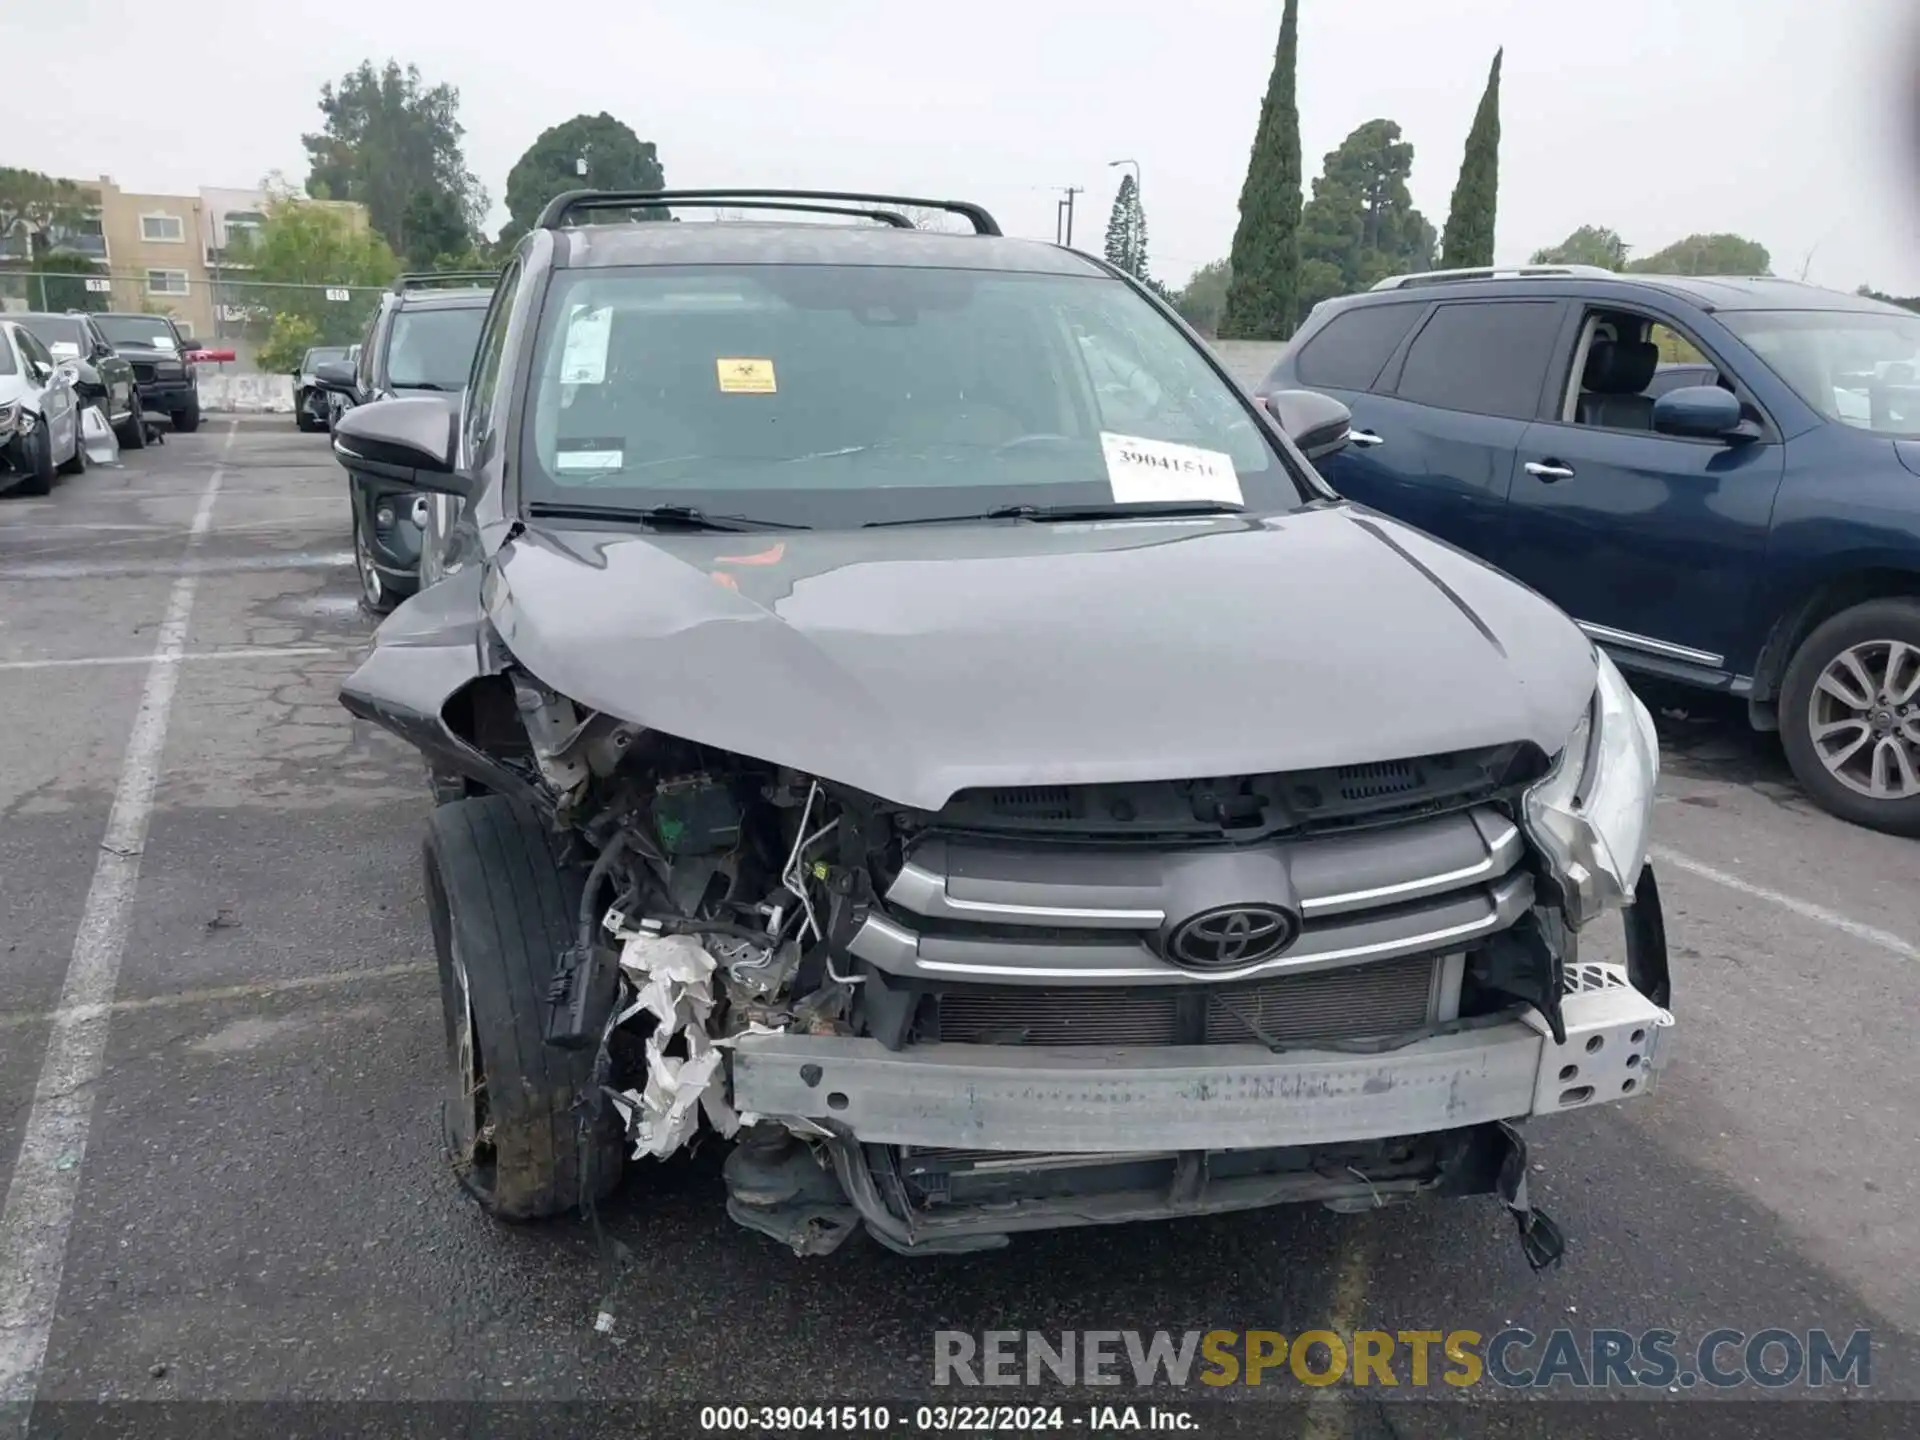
<box><xmin>28</xmin><ymin>253</ymin><xmax>109</xmax><ymax>311</ymax></box>
<box><xmin>257</xmin><ymin>313</ymin><xmax>322</xmax><ymax>375</ymax></box>
<box><xmin>1440</xmin><ymin>48</ymin><xmax>1502</xmax><ymax>269</ymax></box>
<box><xmin>1530</xmin><ymin>225</ymin><xmax>1630</xmax><ymax>269</ymax></box>
<box><xmin>500</xmin><ymin>113</ymin><xmax>666</xmax><ymax>247</ymax></box>
<box><xmin>398</xmin><ymin>189</ymin><xmax>477</xmax><ymax>270</ymax></box>
<box><xmin>1295</xmin><ymin>119</ymin><xmax>1436</xmax><ymax>313</ymax></box>
<box><xmin>1174</xmin><ymin>259</ymin><xmax>1232</xmax><ymax>334</ymax></box>
<box><xmin>0</xmin><ymin>169</ymin><xmax>99</xmax><ymax>257</ymax></box>
<box><xmin>1858</xmin><ymin>284</ymin><xmax>1920</xmax><ymax>314</ymax></box>
<box><xmin>303</xmin><ymin>60</ymin><xmax>486</xmax><ymax>260</ymax></box>
<box><xmin>1219</xmin><ymin>0</ymin><xmax>1302</xmax><ymax>339</ymax></box>
<box><xmin>1627</xmin><ymin>233</ymin><xmax>1771</xmax><ymax>276</ymax></box>
<box><xmin>1103</xmin><ymin>173</ymin><xmax>1149</xmax><ymax>279</ymax></box>
<box><xmin>234</xmin><ymin>190</ymin><xmax>399</xmax><ymax>358</ymax></box>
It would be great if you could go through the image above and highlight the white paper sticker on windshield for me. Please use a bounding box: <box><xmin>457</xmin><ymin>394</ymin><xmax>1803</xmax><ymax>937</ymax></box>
<box><xmin>556</xmin><ymin>439</ymin><xmax>623</xmax><ymax>473</ymax></box>
<box><xmin>150</xmin><ymin>333</ymin><xmax>177</xmax><ymax>351</ymax></box>
<box><xmin>1100</xmin><ymin>432</ymin><xmax>1243</xmax><ymax>506</ymax></box>
<box><xmin>560</xmin><ymin>306</ymin><xmax>611</xmax><ymax>385</ymax></box>
<box><xmin>49</xmin><ymin>342</ymin><xmax>80</xmax><ymax>359</ymax></box>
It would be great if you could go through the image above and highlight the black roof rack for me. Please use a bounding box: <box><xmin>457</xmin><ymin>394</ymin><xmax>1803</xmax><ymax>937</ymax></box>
<box><xmin>535</xmin><ymin>188</ymin><xmax>1003</xmax><ymax>236</ymax></box>
<box><xmin>392</xmin><ymin>271</ymin><xmax>498</xmax><ymax>294</ymax></box>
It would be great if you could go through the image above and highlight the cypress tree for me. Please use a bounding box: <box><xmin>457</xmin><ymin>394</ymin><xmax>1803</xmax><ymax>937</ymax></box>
<box><xmin>1440</xmin><ymin>48</ymin><xmax>1503</xmax><ymax>270</ymax></box>
<box><xmin>1218</xmin><ymin>0</ymin><xmax>1302</xmax><ymax>339</ymax></box>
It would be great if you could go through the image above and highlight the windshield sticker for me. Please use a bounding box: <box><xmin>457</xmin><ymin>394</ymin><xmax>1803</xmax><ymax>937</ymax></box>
<box><xmin>716</xmin><ymin>358</ymin><xmax>776</xmax><ymax>394</ymax></box>
<box><xmin>560</xmin><ymin>306</ymin><xmax>611</xmax><ymax>385</ymax></box>
<box><xmin>48</xmin><ymin>342</ymin><xmax>80</xmax><ymax>359</ymax></box>
<box><xmin>150</xmin><ymin>333</ymin><xmax>177</xmax><ymax>351</ymax></box>
<box><xmin>555</xmin><ymin>438</ymin><xmax>624</xmax><ymax>473</ymax></box>
<box><xmin>1100</xmin><ymin>432</ymin><xmax>1243</xmax><ymax>506</ymax></box>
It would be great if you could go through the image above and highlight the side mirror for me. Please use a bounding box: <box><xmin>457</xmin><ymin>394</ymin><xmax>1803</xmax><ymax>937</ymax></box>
<box><xmin>1653</xmin><ymin>385</ymin><xmax>1746</xmax><ymax>441</ymax></box>
<box><xmin>312</xmin><ymin>361</ymin><xmax>359</xmax><ymax>395</ymax></box>
<box><xmin>1261</xmin><ymin>389</ymin><xmax>1353</xmax><ymax>461</ymax></box>
<box><xmin>333</xmin><ymin>396</ymin><xmax>474</xmax><ymax>498</ymax></box>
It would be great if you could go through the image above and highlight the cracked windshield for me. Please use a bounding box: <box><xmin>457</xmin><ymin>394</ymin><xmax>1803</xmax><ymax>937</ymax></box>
<box><xmin>3</xmin><ymin>3</ymin><xmax>1919</xmax><ymax>1437</ymax></box>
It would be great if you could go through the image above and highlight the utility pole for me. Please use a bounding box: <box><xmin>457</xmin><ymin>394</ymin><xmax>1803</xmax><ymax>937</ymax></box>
<box><xmin>1060</xmin><ymin>186</ymin><xmax>1084</xmax><ymax>248</ymax></box>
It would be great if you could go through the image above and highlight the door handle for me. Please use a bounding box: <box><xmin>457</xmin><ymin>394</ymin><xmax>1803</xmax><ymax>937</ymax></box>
<box><xmin>1525</xmin><ymin>461</ymin><xmax>1575</xmax><ymax>482</ymax></box>
<box><xmin>1348</xmin><ymin>430</ymin><xmax>1385</xmax><ymax>447</ymax></box>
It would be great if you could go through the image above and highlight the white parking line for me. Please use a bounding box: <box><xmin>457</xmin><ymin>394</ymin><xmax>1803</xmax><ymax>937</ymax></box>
<box><xmin>0</xmin><ymin>646</ymin><xmax>348</xmax><ymax>672</ymax></box>
<box><xmin>0</xmin><ymin>424</ymin><xmax>234</xmax><ymax>1407</ymax></box>
<box><xmin>1652</xmin><ymin>845</ymin><xmax>1920</xmax><ymax>963</ymax></box>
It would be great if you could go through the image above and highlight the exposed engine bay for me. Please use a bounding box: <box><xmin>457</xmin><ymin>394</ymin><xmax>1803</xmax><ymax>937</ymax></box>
<box><xmin>349</xmin><ymin>632</ymin><xmax>1671</xmax><ymax>1265</ymax></box>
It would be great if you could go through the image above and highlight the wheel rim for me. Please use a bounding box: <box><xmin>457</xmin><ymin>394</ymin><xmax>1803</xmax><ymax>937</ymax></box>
<box><xmin>1807</xmin><ymin>638</ymin><xmax>1920</xmax><ymax>800</ymax></box>
<box><xmin>354</xmin><ymin>520</ymin><xmax>383</xmax><ymax>607</ymax></box>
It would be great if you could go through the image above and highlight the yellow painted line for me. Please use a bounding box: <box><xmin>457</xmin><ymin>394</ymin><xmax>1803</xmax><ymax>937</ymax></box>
<box><xmin>1300</xmin><ymin>1230</ymin><xmax>1372</xmax><ymax>1440</ymax></box>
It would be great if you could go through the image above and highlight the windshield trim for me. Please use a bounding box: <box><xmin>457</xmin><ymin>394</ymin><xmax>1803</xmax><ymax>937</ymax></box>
<box><xmin>508</xmin><ymin>259</ymin><xmax>1321</xmax><ymax>530</ymax></box>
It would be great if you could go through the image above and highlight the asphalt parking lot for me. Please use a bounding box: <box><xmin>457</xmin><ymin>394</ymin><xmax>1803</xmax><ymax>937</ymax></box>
<box><xmin>1</xmin><ymin>417</ymin><xmax>1917</xmax><ymax>1436</ymax></box>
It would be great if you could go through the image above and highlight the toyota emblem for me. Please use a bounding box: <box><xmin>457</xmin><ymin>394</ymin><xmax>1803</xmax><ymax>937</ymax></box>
<box><xmin>1166</xmin><ymin>904</ymin><xmax>1299</xmax><ymax>970</ymax></box>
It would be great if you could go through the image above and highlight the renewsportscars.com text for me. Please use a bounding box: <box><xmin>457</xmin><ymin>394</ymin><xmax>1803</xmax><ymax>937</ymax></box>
<box><xmin>932</xmin><ymin>1328</ymin><xmax>1872</xmax><ymax>1391</ymax></box>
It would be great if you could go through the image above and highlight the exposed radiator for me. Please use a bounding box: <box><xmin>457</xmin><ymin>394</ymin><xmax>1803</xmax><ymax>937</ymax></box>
<box><xmin>930</xmin><ymin>953</ymin><xmax>1439</xmax><ymax>1048</ymax></box>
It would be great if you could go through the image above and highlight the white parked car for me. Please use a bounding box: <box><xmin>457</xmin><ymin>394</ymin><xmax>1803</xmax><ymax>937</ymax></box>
<box><xmin>0</xmin><ymin>319</ymin><xmax>86</xmax><ymax>495</ymax></box>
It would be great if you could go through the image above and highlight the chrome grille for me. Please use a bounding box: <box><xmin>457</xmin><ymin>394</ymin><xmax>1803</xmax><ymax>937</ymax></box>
<box><xmin>933</xmin><ymin>954</ymin><xmax>1437</xmax><ymax>1047</ymax></box>
<box><xmin>851</xmin><ymin>803</ymin><xmax>1531</xmax><ymax>988</ymax></box>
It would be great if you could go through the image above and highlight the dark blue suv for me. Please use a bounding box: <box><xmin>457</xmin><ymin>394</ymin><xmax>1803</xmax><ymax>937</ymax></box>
<box><xmin>1259</xmin><ymin>267</ymin><xmax>1920</xmax><ymax>837</ymax></box>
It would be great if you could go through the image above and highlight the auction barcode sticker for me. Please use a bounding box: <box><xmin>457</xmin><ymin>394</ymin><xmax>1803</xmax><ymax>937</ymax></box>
<box><xmin>1100</xmin><ymin>432</ymin><xmax>1243</xmax><ymax>506</ymax></box>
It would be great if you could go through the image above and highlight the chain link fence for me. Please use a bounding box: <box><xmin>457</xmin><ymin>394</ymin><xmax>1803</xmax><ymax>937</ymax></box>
<box><xmin>0</xmin><ymin>266</ymin><xmax>392</xmax><ymax>372</ymax></box>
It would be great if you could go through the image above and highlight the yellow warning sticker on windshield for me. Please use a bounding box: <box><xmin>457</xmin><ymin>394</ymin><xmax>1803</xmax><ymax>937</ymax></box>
<box><xmin>717</xmin><ymin>358</ymin><xmax>777</xmax><ymax>393</ymax></box>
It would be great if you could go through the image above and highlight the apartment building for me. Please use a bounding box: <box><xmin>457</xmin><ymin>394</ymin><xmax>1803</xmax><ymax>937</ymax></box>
<box><xmin>2</xmin><ymin>176</ymin><xmax>366</xmax><ymax>340</ymax></box>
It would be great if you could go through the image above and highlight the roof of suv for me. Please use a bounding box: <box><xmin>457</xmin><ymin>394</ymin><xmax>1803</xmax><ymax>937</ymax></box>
<box><xmin>556</xmin><ymin>220</ymin><xmax>1105</xmax><ymax>276</ymax></box>
<box><xmin>1326</xmin><ymin>272</ymin><xmax>1905</xmax><ymax>316</ymax></box>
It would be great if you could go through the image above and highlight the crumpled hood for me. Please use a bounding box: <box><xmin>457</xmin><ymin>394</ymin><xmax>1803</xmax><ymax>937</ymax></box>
<box><xmin>487</xmin><ymin>506</ymin><xmax>1598</xmax><ymax>811</ymax></box>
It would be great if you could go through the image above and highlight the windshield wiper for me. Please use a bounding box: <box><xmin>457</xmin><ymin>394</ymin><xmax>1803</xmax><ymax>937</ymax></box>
<box><xmin>526</xmin><ymin>501</ymin><xmax>810</xmax><ymax>532</ymax></box>
<box><xmin>864</xmin><ymin>499</ymin><xmax>1245</xmax><ymax>528</ymax></box>
<box><xmin>391</xmin><ymin>381</ymin><xmax>452</xmax><ymax>392</ymax></box>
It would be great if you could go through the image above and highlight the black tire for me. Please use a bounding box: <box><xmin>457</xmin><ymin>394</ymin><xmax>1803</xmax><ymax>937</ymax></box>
<box><xmin>295</xmin><ymin>392</ymin><xmax>321</xmax><ymax>432</ymax></box>
<box><xmin>424</xmin><ymin>795</ymin><xmax>625</xmax><ymax>1221</ymax></box>
<box><xmin>172</xmin><ymin>399</ymin><xmax>201</xmax><ymax>434</ymax></box>
<box><xmin>57</xmin><ymin>415</ymin><xmax>88</xmax><ymax>475</ymax></box>
<box><xmin>17</xmin><ymin>421</ymin><xmax>55</xmax><ymax>495</ymax></box>
<box><xmin>116</xmin><ymin>391</ymin><xmax>147</xmax><ymax>450</ymax></box>
<box><xmin>1778</xmin><ymin>597</ymin><xmax>1920</xmax><ymax>837</ymax></box>
<box><xmin>353</xmin><ymin>509</ymin><xmax>399</xmax><ymax>617</ymax></box>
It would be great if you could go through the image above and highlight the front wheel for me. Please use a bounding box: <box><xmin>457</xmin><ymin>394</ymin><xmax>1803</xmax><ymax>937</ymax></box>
<box><xmin>295</xmin><ymin>392</ymin><xmax>321</xmax><ymax>432</ymax></box>
<box><xmin>424</xmin><ymin>795</ymin><xmax>626</xmax><ymax>1221</ymax></box>
<box><xmin>353</xmin><ymin>510</ymin><xmax>398</xmax><ymax>617</ymax></box>
<box><xmin>172</xmin><ymin>398</ymin><xmax>201</xmax><ymax>434</ymax></box>
<box><xmin>16</xmin><ymin>421</ymin><xmax>56</xmax><ymax>495</ymax></box>
<box><xmin>116</xmin><ymin>390</ymin><xmax>147</xmax><ymax>450</ymax></box>
<box><xmin>56</xmin><ymin>413</ymin><xmax>89</xmax><ymax>475</ymax></box>
<box><xmin>1779</xmin><ymin>598</ymin><xmax>1920</xmax><ymax>836</ymax></box>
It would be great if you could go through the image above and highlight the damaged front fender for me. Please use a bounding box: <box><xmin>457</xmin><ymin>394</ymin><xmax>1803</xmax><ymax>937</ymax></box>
<box><xmin>337</xmin><ymin>565</ymin><xmax>541</xmax><ymax>806</ymax></box>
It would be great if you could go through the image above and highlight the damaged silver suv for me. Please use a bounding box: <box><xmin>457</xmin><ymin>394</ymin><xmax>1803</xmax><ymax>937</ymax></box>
<box><xmin>334</xmin><ymin>188</ymin><xmax>1674</xmax><ymax>1267</ymax></box>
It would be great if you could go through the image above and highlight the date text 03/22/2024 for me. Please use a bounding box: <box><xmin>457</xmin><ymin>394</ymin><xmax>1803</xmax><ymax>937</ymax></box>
<box><xmin>697</xmin><ymin>1405</ymin><xmax>1194</xmax><ymax>1432</ymax></box>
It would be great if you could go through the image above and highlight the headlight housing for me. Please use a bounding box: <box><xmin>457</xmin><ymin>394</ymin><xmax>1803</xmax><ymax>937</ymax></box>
<box><xmin>1522</xmin><ymin>649</ymin><xmax>1660</xmax><ymax>928</ymax></box>
<box><xmin>0</xmin><ymin>402</ymin><xmax>18</xmax><ymax>435</ymax></box>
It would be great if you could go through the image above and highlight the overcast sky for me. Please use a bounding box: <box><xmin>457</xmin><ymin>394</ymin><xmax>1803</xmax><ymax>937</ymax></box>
<box><xmin>10</xmin><ymin>0</ymin><xmax>1920</xmax><ymax>293</ymax></box>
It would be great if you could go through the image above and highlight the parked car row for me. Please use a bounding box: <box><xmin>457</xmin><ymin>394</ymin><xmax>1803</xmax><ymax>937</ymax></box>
<box><xmin>295</xmin><ymin>273</ymin><xmax>495</xmax><ymax>616</ymax></box>
<box><xmin>0</xmin><ymin>307</ymin><xmax>212</xmax><ymax>494</ymax></box>
<box><xmin>1257</xmin><ymin>264</ymin><xmax>1920</xmax><ymax>837</ymax></box>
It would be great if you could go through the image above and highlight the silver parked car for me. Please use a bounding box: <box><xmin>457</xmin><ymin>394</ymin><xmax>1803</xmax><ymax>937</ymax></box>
<box><xmin>0</xmin><ymin>319</ymin><xmax>88</xmax><ymax>494</ymax></box>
